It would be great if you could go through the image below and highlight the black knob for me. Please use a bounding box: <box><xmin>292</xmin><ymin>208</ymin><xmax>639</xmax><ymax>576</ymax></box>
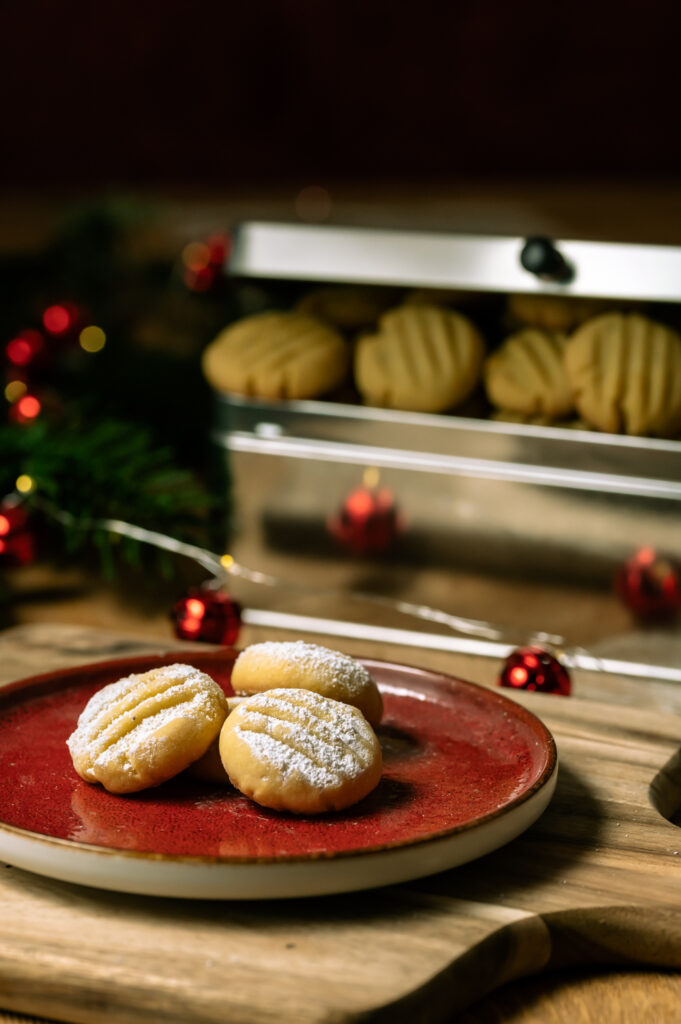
<box><xmin>520</xmin><ymin>236</ymin><xmax>573</xmax><ymax>283</ymax></box>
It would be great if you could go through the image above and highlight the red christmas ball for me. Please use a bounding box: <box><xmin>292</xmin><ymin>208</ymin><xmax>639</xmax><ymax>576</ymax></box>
<box><xmin>615</xmin><ymin>547</ymin><xmax>681</xmax><ymax>620</ymax></box>
<box><xmin>0</xmin><ymin>503</ymin><xmax>35</xmax><ymax>566</ymax></box>
<box><xmin>0</xmin><ymin>504</ymin><xmax>28</xmax><ymax>536</ymax></box>
<box><xmin>499</xmin><ymin>645</ymin><xmax>571</xmax><ymax>696</ymax></box>
<box><xmin>172</xmin><ymin>587</ymin><xmax>241</xmax><ymax>645</ymax></box>
<box><xmin>0</xmin><ymin>531</ymin><xmax>36</xmax><ymax>565</ymax></box>
<box><xmin>327</xmin><ymin>485</ymin><xmax>401</xmax><ymax>555</ymax></box>
<box><xmin>207</xmin><ymin>232</ymin><xmax>230</xmax><ymax>268</ymax></box>
<box><xmin>182</xmin><ymin>232</ymin><xmax>228</xmax><ymax>292</ymax></box>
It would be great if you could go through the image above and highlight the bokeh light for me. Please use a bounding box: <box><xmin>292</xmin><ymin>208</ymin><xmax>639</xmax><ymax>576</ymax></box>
<box><xmin>6</xmin><ymin>338</ymin><xmax>33</xmax><ymax>366</ymax></box>
<box><xmin>15</xmin><ymin>475</ymin><xmax>34</xmax><ymax>494</ymax></box>
<box><xmin>181</xmin><ymin>242</ymin><xmax>211</xmax><ymax>272</ymax></box>
<box><xmin>185</xmin><ymin>598</ymin><xmax>206</xmax><ymax>619</ymax></box>
<box><xmin>4</xmin><ymin>380</ymin><xmax>27</xmax><ymax>403</ymax></box>
<box><xmin>345</xmin><ymin>487</ymin><xmax>375</xmax><ymax>519</ymax></box>
<box><xmin>6</xmin><ymin>329</ymin><xmax>44</xmax><ymax>367</ymax></box>
<box><xmin>42</xmin><ymin>304</ymin><xmax>72</xmax><ymax>334</ymax></box>
<box><xmin>11</xmin><ymin>395</ymin><xmax>41</xmax><ymax>422</ymax></box>
<box><xmin>180</xmin><ymin>617</ymin><xmax>201</xmax><ymax>636</ymax></box>
<box><xmin>79</xmin><ymin>325</ymin><xmax>106</xmax><ymax>353</ymax></box>
<box><xmin>509</xmin><ymin>666</ymin><xmax>529</xmax><ymax>686</ymax></box>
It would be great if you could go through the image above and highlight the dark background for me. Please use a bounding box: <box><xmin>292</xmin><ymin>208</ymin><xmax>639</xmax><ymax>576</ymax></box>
<box><xmin>2</xmin><ymin>0</ymin><xmax>680</xmax><ymax>190</ymax></box>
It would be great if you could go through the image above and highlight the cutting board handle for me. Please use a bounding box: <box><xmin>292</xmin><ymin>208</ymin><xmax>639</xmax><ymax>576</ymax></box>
<box><xmin>545</xmin><ymin>905</ymin><xmax>681</xmax><ymax>970</ymax></box>
<box><xmin>650</xmin><ymin>748</ymin><xmax>681</xmax><ymax>825</ymax></box>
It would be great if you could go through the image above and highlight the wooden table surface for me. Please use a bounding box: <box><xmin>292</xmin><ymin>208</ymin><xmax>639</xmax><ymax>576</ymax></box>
<box><xmin>3</xmin><ymin>182</ymin><xmax>681</xmax><ymax>1020</ymax></box>
<box><xmin>0</xmin><ymin>568</ymin><xmax>680</xmax><ymax>1022</ymax></box>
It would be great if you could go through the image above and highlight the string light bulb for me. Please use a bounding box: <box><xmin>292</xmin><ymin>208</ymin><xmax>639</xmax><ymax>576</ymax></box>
<box><xmin>79</xmin><ymin>326</ymin><xmax>106</xmax><ymax>353</ymax></box>
<box><xmin>42</xmin><ymin>305</ymin><xmax>72</xmax><ymax>334</ymax></box>
<box><xmin>4</xmin><ymin>380</ymin><xmax>27</xmax><ymax>403</ymax></box>
<box><xmin>10</xmin><ymin>395</ymin><xmax>41</xmax><ymax>423</ymax></box>
<box><xmin>15</xmin><ymin>475</ymin><xmax>35</xmax><ymax>494</ymax></box>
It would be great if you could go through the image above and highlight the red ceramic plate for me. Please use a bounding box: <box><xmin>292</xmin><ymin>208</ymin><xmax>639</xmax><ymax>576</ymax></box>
<box><xmin>0</xmin><ymin>650</ymin><xmax>557</xmax><ymax>899</ymax></box>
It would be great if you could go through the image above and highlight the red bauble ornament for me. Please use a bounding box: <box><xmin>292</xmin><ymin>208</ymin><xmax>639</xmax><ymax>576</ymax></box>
<box><xmin>499</xmin><ymin>646</ymin><xmax>571</xmax><ymax>696</ymax></box>
<box><xmin>0</xmin><ymin>504</ymin><xmax>27</xmax><ymax>536</ymax></box>
<box><xmin>0</xmin><ymin>532</ymin><xmax>36</xmax><ymax>565</ymax></box>
<box><xmin>615</xmin><ymin>547</ymin><xmax>681</xmax><ymax>621</ymax></box>
<box><xmin>0</xmin><ymin>503</ymin><xmax>35</xmax><ymax>566</ymax></box>
<box><xmin>206</xmin><ymin>232</ymin><xmax>229</xmax><ymax>268</ymax></box>
<box><xmin>327</xmin><ymin>485</ymin><xmax>402</xmax><ymax>555</ymax></box>
<box><xmin>182</xmin><ymin>232</ymin><xmax>229</xmax><ymax>292</ymax></box>
<box><xmin>172</xmin><ymin>587</ymin><xmax>242</xmax><ymax>645</ymax></box>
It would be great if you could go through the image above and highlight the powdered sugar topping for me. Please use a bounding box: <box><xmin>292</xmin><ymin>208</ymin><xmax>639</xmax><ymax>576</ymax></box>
<box><xmin>233</xmin><ymin>688</ymin><xmax>377</xmax><ymax>789</ymax></box>
<box><xmin>235</xmin><ymin>641</ymin><xmax>373</xmax><ymax>698</ymax></box>
<box><xmin>66</xmin><ymin>663</ymin><xmax>226</xmax><ymax>776</ymax></box>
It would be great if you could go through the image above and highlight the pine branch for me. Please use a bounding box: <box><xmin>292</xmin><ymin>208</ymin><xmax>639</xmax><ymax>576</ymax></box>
<box><xmin>0</xmin><ymin>416</ymin><xmax>224</xmax><ymax>576</ymax></box>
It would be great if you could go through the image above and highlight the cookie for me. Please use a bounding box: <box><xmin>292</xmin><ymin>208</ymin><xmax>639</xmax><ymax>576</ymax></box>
<box><xmin>484</xmin><ymin>328</ymin><xmax>573</xmax><ymax>419</ymax></box>
<box><xmin>564</xmin><ymin>313</ymin><xmax>681</xmax><ymax>436</ymax></box>
<box><xmin>219</xmin><ymin>688</ymin><xmax>382</xmax><ymax>814</ymax></box>
<box><xmin>231</xmin><ymin>641</ymin><xmax>383</xmax><ymax>726</ymax></box>
<box><xmin>354</xmin><ymin>305</ymin><xmax>485</xmax><ymax>413</ymax></box>
<box><xmin>296</xmin><ymin>286</ymin><xmax>393</xmax><ymax>331</ymax></box>
<box><xmin>67</xmin><ymin>664</ymin><xmax>229</xmax><ymax>794</ymax></box>
<box><xmin>201</xmin><ymin>311</ymin><xmax>349</xmax><ymax>400</ymax></box>
<box><xmin>506</xmin><ymin>293</ymin><xmax>607</xmax><ymax>333</ymax></box>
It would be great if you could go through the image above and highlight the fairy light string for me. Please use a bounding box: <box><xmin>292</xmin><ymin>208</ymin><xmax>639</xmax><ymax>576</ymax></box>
<box><xmin>7</xmin><ymin>492</ymin><xmax>681</xmax><ymax>684</ymax></box>
<box><xmin>24</xmin><ymin>491</ymin><xmax>566</xmax><ymax>652</ymax></box>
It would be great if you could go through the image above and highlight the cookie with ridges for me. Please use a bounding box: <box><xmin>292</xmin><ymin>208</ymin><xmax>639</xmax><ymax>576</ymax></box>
<box><xmin>354</xmin><ymin>305</ymin><xmax>485</xmax><ymax>413</ymax></box>
<box><xmin>201</xmin><ymin>311</ymin><xmax>349</xmax><ymax>400</ymax></box>
<box><xmin>219</xmin><ymin>688</ymin><xmax>382</xmax><ymax>814</ymax></box>
<box><xmin>484</xmin><ymin>328</ymin><xmax>573</xmax><ymax>419</ymax></box>
<box><xmin>296</xmin><ymin>286</ymin><xmax>393</xmax><ymax>331</ymax></box>
<box><xmin>564</xmin><ymin>312</ymin><xmax>681</xmax><ymax>436</ymax></box>
<box><xmin>67</xmin><ymin>663</ymin><xmax>229</xmax><ymax>794</ymax></box>
<box><xmin>505</xmin><ymin>294</ymin><xmax>608</xmax><ymax>333</ymax></box>
<box><xmin>231</xmin><ymin>641</ymin><xmax>383</xmax><ymax>726</ymax></box>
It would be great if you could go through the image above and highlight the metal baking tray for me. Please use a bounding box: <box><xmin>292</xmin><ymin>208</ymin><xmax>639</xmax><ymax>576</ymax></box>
<box><xmin>214</xmin><ymin>395</ymin><xmax>681</xmax><ymax>581</ymax></box>
<box><xmin>214</xmin><ymin>222</ymin><xmax>681</xmax><ymax>583</ymax></box>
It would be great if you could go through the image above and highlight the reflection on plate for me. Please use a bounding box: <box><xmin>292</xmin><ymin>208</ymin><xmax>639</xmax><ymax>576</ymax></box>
<box><xmin>0</xmin><ymin>650</ymin><xmax>557</xmax><ymax>899</ymax></box>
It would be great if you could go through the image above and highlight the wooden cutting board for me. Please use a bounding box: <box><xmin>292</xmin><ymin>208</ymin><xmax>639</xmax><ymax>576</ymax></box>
<box><xmin>0</xmin><ymin>623</ymin><xmax>679</xmax><ymax>1024</ymax></box>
